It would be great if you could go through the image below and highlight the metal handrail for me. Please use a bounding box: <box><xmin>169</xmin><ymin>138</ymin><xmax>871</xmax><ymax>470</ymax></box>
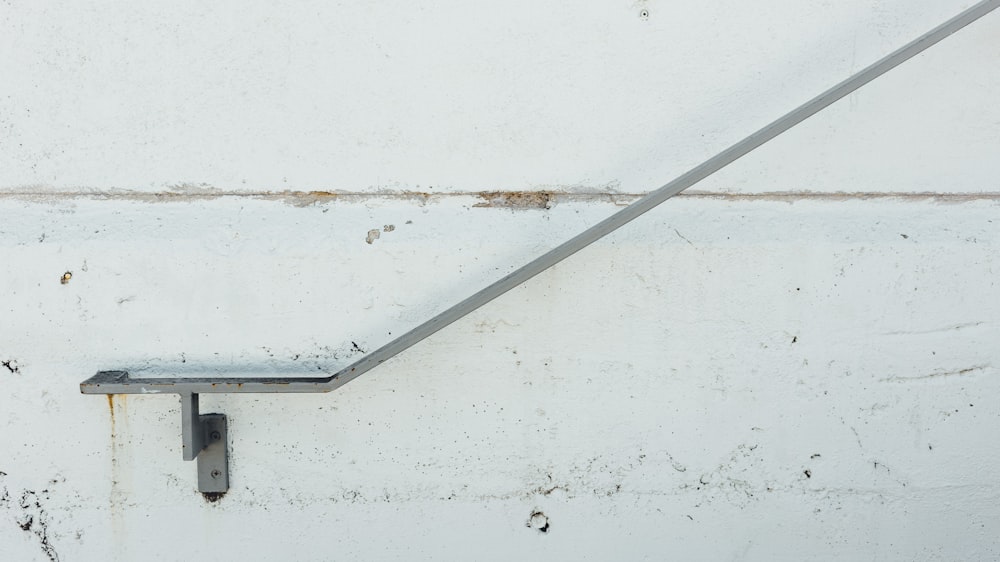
<box><xmin>81</xmin><ymin>1</ymin><xmax>999</xmax><ymax>492</ymax></box>
<box><xmin>81</xmin><ymin>0</ymin><xmax>999</xmax><ymax>397</ymax></box>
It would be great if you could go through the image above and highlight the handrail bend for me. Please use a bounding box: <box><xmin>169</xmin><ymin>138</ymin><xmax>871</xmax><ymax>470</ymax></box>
<box><xmin>81</xmin><ymin>0</ymin><xmax>1000</xmax><ymax>397</ymax></box>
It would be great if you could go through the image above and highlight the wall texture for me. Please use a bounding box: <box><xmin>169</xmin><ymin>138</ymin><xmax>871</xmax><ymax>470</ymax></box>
<box><xmin>2</xmin><ymin>1</ymin><xmax>998</xmax><ymax>560</ymax></box>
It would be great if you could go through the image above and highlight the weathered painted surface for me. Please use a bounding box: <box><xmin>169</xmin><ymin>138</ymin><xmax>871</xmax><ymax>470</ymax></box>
<box><xmin>2</xmin><ymin>0</ymin><xmax>998</xmax><ymax>194</ymax></box>
<box><xmin>2</xmin><ymin>1</ymin><xmax>999</xmax><ymax>560</ymax></box>
<box><xmin>2</xmin><ymin>195</ymin><xmax>999</xmax><ymax>560</ymax></box>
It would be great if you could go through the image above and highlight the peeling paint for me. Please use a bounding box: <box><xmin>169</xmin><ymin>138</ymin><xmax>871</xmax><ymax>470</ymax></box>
<box><xmin>526</xmin><ymin>510</ymin><xmax>550</xmax><ymax>533</ymax></box>
<box><xmin>0</xmin><ymin>479</ymin><xmax>61</xmax><ymax>562</ymax></box>
<box><xmin>201</xmin><ymin>491</ymin><xmax>226</xmax><ymax>504</ymax></box>
<box><xmin>474</xmin><ymin>191</ymin><xmax>554</xmax><ymax>209</ymax></box>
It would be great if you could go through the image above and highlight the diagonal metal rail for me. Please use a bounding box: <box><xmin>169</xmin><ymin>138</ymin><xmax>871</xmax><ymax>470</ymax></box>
<box><xmin>81</xmin><ymin>0</ymin><xmax>999</xmax><ymax>397</ymax></box>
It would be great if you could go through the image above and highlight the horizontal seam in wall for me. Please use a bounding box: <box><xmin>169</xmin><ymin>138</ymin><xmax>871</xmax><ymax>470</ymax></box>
<box><xmin>0</xmin><ymin>190</ymin><xmax>998</xmax><ymax>205</ymax></box>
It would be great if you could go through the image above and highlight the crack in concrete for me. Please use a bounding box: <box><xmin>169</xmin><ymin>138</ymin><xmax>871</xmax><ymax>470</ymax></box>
<box><xmin>882</xmin><ymin>321</ymin><xmax>987</xmax><ymax>336</ymax></box>
<box><xmin>881</xmin><ymin>364</ymin><xmax>992</xmax><ymax>382</ymax></box>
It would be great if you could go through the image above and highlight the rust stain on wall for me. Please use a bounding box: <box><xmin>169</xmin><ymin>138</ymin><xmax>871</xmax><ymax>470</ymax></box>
<box><xmin>108</xmin><ymin>394</ymin><xmax>126</xmax><ymax>547</ymax></box>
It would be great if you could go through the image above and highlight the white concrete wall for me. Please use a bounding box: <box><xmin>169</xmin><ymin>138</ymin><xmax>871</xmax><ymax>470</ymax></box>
<box><xmin>1</xmin><ymin>1</ymin><xmax>998</xmax><ymax>560</ymax></box>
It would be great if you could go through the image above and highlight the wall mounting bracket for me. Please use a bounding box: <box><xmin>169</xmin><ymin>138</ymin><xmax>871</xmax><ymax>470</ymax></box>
<box><xmin>179</xmin><ymin>392</ymin><xmax>229</xmax><ymax>494</ymax></box>
<box><xmin>79</xmin><ymin>0</ymin><xmax>1000</xmax><ymax>492</ymax></box>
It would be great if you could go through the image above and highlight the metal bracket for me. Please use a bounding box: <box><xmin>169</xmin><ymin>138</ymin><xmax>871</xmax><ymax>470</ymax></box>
<box><xmin>180</xmin><ymin>393</ymin><xmax>229</xmax><ymax>493</ymax></box>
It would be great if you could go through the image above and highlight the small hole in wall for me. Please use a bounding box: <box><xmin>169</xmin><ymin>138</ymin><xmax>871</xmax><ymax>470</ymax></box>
<box><xmin>639</xmin><ymin>9</ymin><xmax>650</xmax><ymax>20</ymax></box>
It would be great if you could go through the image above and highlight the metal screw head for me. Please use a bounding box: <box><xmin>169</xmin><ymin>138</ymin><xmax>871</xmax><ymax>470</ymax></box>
<box><xmin>210</xmin><ymin>469</ymin><xmax>222</xmax><ymax>479</ymax></box>
<box><xmin>210</xmin><ymin>431</ymin><xmax>221</xmax><ymax>441</ymax></box>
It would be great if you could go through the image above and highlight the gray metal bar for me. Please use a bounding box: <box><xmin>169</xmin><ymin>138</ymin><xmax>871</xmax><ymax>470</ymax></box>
<box><xmin>180</xmin><ymin>393</ymin><xmax>204</xmax><ymax>461</ymax></box>
<box><xmin>80</xmin><ymin>0</ymin><xmax>999</xmax><ymax>396</ymax></box>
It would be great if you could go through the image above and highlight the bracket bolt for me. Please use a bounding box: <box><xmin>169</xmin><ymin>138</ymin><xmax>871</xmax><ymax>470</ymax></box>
<box><xmin>210</xmin><ymin>431</ymin><xmax>221</xmax><ymax>441</ymax></box>
<box><xmin>211</xmin><ymin>469</ymin><xmax>222</xmax><ymax>479</ymax></box>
